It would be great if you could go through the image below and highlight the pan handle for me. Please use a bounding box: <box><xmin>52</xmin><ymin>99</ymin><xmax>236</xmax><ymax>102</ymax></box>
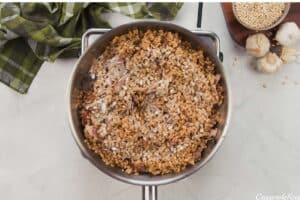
<box><xmin>81</xmin><ymin>28</ymin><xmax>111</xmax><ymax>54</ymax></box>
<box><xmin>142</xmin><ymin>185</ymin><xmax>157</xmax><ymax>200</ymax></box>
<box><xmin>81</xmin><ymin>28</ymin><xmax>223</xmax><ymax>61</ymax></box>
<box><xmin>193</xmin><ymin>29</ymin><xmax>223</xmax><ymax>61</ymax></box>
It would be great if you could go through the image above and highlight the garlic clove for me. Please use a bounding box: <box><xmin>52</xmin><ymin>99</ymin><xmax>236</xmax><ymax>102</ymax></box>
<box><xmin>280</xmin><ymin>46</ymin><xmax>298</xmax><ymax>63</ymax></box>
<box><xmin>246</xmin><ymin>33</ymin><xmax>270</xmax><ymax>58</ymax></box>
<box><xmin>257</xmin><ymin>52</ymin><xmax>283</xmax><ymax>73</ymax></box>
<box><xmin>275</xmin><ymin>22</ymin><xmax>300</xmax><ymax>46</ymax></box>
<box><xmin>270</xmin><ymin>45</ymin><xmax>299</xmax><ymax>64</ymax></box>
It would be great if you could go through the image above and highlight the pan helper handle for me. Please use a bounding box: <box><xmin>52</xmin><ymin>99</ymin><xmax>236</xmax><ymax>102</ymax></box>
<box><xmin>142</xmin><ymin>185</ymin><xmax>157</xmax><ymax>200</ymax></box>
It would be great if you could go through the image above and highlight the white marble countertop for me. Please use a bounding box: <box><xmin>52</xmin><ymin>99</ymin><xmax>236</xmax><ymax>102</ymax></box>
<box><xmin>1</xmin><ymin>3</ymin><xmax>300</xmax><ymax>200</ymax></box>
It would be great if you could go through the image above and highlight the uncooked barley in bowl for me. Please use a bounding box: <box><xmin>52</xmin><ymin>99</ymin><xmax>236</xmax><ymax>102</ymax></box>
<box><xmin>79</xmin><ymin>29</ymin><xmax>224</xmax><ymax>175</ymax></box>
<box><xmin>233</xmin><ymin>3</ymin><xmax>288</xmax><ymax>30</ymax></box>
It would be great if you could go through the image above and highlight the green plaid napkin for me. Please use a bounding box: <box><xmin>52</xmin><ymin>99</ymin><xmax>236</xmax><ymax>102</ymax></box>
<box><xmin>0</xmin><ymin>3</ymin><xmax>183</xmax><ymax>93</ymax></box>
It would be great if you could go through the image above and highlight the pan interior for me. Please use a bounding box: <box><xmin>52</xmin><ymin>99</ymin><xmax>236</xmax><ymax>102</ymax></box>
<box><xmin>68</xmin><ymin>22</ymin><xmax>230</xmax><ymax>186</ymax></box>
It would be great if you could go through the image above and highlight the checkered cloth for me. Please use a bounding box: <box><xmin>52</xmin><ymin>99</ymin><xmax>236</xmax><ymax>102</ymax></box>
<box><xmin>0</xmin><ymin>3</ymin><xmax>183</xmax><ymax>93</ymax></box>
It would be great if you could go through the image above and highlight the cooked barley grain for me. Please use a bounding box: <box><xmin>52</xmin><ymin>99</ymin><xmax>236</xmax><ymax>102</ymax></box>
<box><xmin>80</xmin><ymin>29</ymin><xmax>224</xmax><ymax>175</ymax></box>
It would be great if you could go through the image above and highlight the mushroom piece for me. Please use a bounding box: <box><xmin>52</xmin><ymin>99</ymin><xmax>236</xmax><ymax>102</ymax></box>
<box><xmin>256</xmin><ymin>52</ymin><xmax>283</xmax><ymax>74</ymax></box>
<box><xmin>246</xmin><ymin>33</ymin><xmax>270</xmax><ymax>57</ymax></box>
<box><xmin>275</xmin><ymin>22</ymin><xmax>300</xmax><ymax>46</ymax></box>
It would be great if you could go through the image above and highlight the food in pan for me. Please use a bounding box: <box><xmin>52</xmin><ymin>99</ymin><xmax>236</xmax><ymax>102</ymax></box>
<box><xmin>79</xmin><ymin>29</ymin><xmax>224</xmax><ymax>175</ymax></box>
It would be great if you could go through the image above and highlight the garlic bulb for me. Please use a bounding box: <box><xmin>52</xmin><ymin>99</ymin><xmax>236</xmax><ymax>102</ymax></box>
<box><xmin>270</xmin><ymin>45</ymin><xmax>300</xmax><ymax>64</ymax></box>
<box><xmin>275</xmin><ymin>22</ymin><xmax>300</xmax><ymax>46</ymax></box>
<box><xmin>246</xmin><ymin>33</ymin><xmax>270</xmax><ymax>57</ymax></box>
<box><xmin>257</xmin><ymin>52</ymin><xmax>283</xmax><ymax>73</ymax></box>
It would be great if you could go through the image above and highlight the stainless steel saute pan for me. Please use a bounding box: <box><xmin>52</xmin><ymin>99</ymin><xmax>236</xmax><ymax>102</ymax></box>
<box><xmin>67</xmin><ymin>21</ymin><xmax>231</xmax><ymax>200</ymax></box>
